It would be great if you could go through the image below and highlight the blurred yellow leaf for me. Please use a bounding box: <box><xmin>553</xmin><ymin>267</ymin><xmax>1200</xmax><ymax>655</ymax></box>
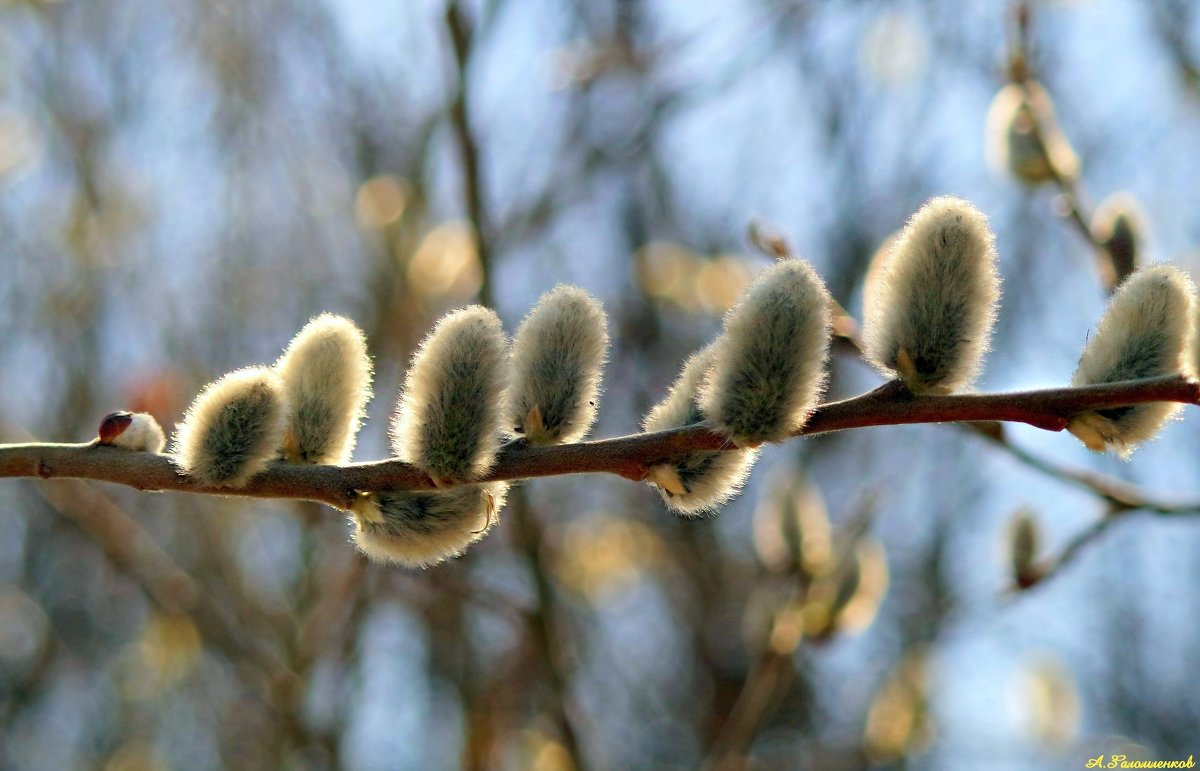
<box><xmin>355</xmin><ymin>174</ymin><xmax>411</xmax><ymax>229</ymax></box>
<box><xmin>408</xmin><ymin>221</ymin><xmax>483</xmax><ymax>300</ymax></box>
<box><xmin>864</xmin><ymin>650</ymin><xmax>932</xmax><ymax>763</ymax></box>
<box><xmin>555</xmin><ymin>518</ymin><xmax>664</xmax><ymax>602</ymax></box>
<box><xmin>118</xmin><ymin>613</ymin><xmax>202</xmax><ymax>700</ymax></box>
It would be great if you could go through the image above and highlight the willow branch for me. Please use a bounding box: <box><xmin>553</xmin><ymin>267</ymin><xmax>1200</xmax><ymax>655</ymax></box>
<box><xmin>0</xmin><ymin>375</ymin><xmax>1196</xmax><ymax>509</ymax></box>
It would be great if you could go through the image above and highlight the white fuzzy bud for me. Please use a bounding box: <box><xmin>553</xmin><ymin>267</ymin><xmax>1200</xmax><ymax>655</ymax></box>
<box><xmin>698</xmin><ymin>259</ymin><xmax>832</xmax><ymax>445</ymax></box>
<box><xmin>174</xmin><ymin>367</ymin><xmax>289</xmax><ymax>487</ymax></box>
<box><xmin>1068</xmin><ymin>265</ymin><xmax>1197</xmax><ymax>456</ymax></box>
<box><xmin>391</xmin><ymin>306</ymin><xmax>510</xmax><ymax>483</ymax></box>
<box><xmin>99</xmin><ymin>411</ymin><xmax>166</xmax><ymax>453</ymax></box>
<box><xmin>349</xmin><ymin>481</ymin><xmax>508</xmax><ymax>567</ymax></box>
<box><xmin>509</xmin><ymin>285</ymin><xmax>608</xmax><ymax>445</ymax></box>
<box><xmin>643</xmin><ymin>347</ymin><xmax>759</xmax><ymax>515</ymax></box>
<box><xmin>863</xmin><ymin>196</ymin><xmax>1001</xmax><ymax>394</ymax></box>
<box><xmin>275</xmin><ymin>313</ymin><xmax>373</xmax><ymax>464</ymax></box>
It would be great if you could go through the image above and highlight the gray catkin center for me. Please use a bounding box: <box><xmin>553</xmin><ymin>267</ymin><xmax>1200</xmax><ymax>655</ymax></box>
<box><xmin>202</xmin><ymin>385</ymin><xmax>275</xmax><ymax>479</ymax></box>
<box><xmin>422</xmin><ymin>336</ymin><xmax>493</xmax><ymax>478</ymax></box>
<box><xmin>719</xmin><ymin>291</ymin><xmax>819</xmax><ymax>436</ymax></box>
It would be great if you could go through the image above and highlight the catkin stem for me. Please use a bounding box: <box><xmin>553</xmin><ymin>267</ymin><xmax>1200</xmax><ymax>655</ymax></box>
<box><xmin>1</xmin><ymin>375</ymin><xmax>1196</xmax><ymax>508</ymax></box>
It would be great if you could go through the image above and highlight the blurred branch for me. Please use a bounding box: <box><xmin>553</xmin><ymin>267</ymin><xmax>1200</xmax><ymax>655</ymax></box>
<box><xmin>445</xmin><ymin>6</ymin><xmax>589</xmax><ymax>766</ymax></box>
<box><xmin>1007</xmin><ymin>1</ymin><xmax>1122</xmax><ymax>288</ymax></box>
<box><xmin>445</xmin><ymin>0</ymin><xmax>493</xmax><ymax>308</ymax></box>
<box><xmin>1010</xmin><ymin>485</ymin><xmax>1200</xmax><ymax>594</ymax></box>
<box><xmin>1149</xmin><ymin>0</ymin><xmax>1200</xmax><ymax>101</ymax></box>
<box><xmin>971</xmin><ymin>427</ymin><xmax>1200</xmax><ymax>516</ymax></box>
<box><xmin>1</xmin><ymin>375</ymin><xmax>1197</xmax><ymax>506</ymax></box>
<box><xmin>32</xmin><ymin>477</ymin><xmax>295</xmax><ymax>689</ymax></box>
<box><xmin>703</xmin><ymin>504</ymin><xmax>876</xmax><ymax>771</ymax></box>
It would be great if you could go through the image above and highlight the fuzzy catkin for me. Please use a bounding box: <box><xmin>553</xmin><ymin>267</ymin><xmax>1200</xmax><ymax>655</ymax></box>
<box><xmin>275</xmin><ymin>313</ymin><xmax>373</xmax><ymax>464</ymax></box>
<box><xmin>391</xmin><ymin>306</ymin><xmax>510</xmax><ymax>483</ymax></box>
<box><xmin>349</xmin><ymin>482</ymin><xmax>508</xmax><ymax>567</ymax></box>
<box><xmin>863</xmin><ymin>196</ymin><xmax>1001</xmax><ymax>394</ymax></box>
<box><xmin>698</xmin><ymin>259</ymin><xmax>832</xmax><ymax>446</ymax></box>
<box><xmin>643</xmin><ymin>347</ymin><xmax>759</xmax><ymax>515</ymax></box>
<box><xmin>1068</xmin><ymin>265</ymin><xmax>1197</xmax><ymax>456</ymax></box>
<box><xmin>174</xmin><ymin>367</ymin><xmax>289</xmax><ymax>487</ymax></box>
<box><xmin>508</xmin><ymin>285</ymin><xmax>608</xmax><ymax>445</ymax></box>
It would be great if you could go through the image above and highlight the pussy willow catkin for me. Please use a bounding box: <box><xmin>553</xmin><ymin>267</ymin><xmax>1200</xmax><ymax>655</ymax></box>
<box><xmin>864</xmin><ymin>196</ymin><xmax>1001</xmax><ymax>394</ymax></box>
<box><xmin>1068</xmin><ymin>264</ymin><xmax>1197</xmax><ymax>456</ymax></box>
<box><xmin>508</xmin><ymin>285</ymin><xmax>608</xmax><ymax>445</ymax></box>
<box><xmin>174</xmin><ymin>366</ymin><xmax>289</xmax><ymax>487</ymax></box>
<box><xmin>275</xmin><ymin>313</ymin><xmax>373</xmax><ymax>464</ymax></box>
<box><xmin>349</xmin><ymin>482</ymin><xmax>509</xmax><ymax>567</ymax></box>
<box><xmin>100</xmin><ymin>412</ymin><xmax>166</xmax><ymax>453</ymax></box>
<box><xmin>698</xmin><ymin>258</ymin><xmax>832</xmax><ymax>446</ymax></box>
<box><xmin>643</xmin><ymin>346</ymin><xmax>759</xmax><ymax>515</ymax></box>
<box><xmin>391</xmin><ymin>305</ymin><xmax>510</xmax><ymax>483</ymax></box>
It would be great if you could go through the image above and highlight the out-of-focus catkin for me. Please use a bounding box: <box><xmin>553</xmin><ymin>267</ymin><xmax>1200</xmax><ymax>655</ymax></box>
<box><xmin>391</xmin><ymin>306</ymin><xmax>509</xmax><ymax>484</ymax></box>
<box><xmin>643</xmin><ymin>347</ymin><xmax>759</xmax><ymax>515</ymax></box>
<box><xmin>349</xmin><ymin>482</ymin><xmax>508</xmax><ymax>567</ymax></box>
<box><xmin>174</xmin><ymin>367</ymin><xmax>289</xmax><ymax>488</ymax></box>
<box><xmin>508</xmin><ymin>285</ymin><xmax>608</xmax><ymax>445</ymax></box>
<box><xmin>985</xmin><ymin>81</ymin><xmax>1079</xmax><ymax>185</ymax></box>
<box><xmin>1007</xmin><ymin>509</ymin><xmax>1041</xmax><ymax>588</ymax></box>
<box><xmin>275</xmin><ymin>313</ymin><xmax>373</xmax><ymax>464</ymax></box>
<box><xmin>863</xmin><ymin>196</ymin><xmax>1001</xmax><ymax>394</ymax></box>
<box><xmin>753</xmin><ymin>472</ymin><xmax>832</xmax><ymax>577</ymax></box>
<box><xmin>1091</xmin><ymin>193</ymin><xmax>1146</xmax><ymax>289</ymax></box>
<box><xmin>698</xmin><ymin>258</ymin><xmax>832</xmax><ymax>446</ymax></box>
<box><xmin>1068</xmin><ymin>264</ymin><xmax>1197</xmax><ymax>456</ymax></box>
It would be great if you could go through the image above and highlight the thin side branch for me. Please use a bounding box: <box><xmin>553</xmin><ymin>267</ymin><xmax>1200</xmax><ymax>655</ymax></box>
<box><xmin>0</xmin><ymin>375</ymin><xmax>1196</xmax><ymax>509</ymax></box>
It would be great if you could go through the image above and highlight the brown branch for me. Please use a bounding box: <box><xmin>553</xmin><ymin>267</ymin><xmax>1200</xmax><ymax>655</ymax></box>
<box><xmin>0</xmin><ymin>375</ymin><xmax>1196</xmax><ymax>509</ymax></box>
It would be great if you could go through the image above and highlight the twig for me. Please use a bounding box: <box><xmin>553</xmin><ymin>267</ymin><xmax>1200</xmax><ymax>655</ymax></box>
<box><xmin>0</xmin><ymin>375</ymin><xmax>1195</xmax><ymax>507</ymax></box>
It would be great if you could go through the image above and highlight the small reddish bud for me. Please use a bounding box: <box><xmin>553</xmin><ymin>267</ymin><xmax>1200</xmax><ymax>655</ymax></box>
<box><xmin>98</xmin><ymin>412</ymin><xmax>134</xmax><ymax>445</ymax></box>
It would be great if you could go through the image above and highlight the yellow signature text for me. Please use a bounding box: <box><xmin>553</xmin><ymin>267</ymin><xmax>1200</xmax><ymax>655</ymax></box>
<box><xmin>1086</xmin><ymin>756</ymin><xmax>1196</xmax><ymax>769</ymax></box>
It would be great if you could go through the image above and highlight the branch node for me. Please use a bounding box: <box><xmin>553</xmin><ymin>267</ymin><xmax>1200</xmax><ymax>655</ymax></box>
<box><xmin>1029</xmin><ymin>414</ymin><xmax>1070</xmax><ymax>432</ymax></box>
